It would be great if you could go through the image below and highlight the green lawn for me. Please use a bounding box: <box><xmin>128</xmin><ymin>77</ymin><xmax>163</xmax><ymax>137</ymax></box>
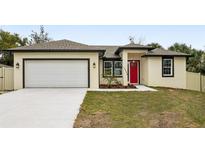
<box><xmin>74</xmin><ymin>88</ymin><xmax>205</xmax><ymax>128</ymax></box>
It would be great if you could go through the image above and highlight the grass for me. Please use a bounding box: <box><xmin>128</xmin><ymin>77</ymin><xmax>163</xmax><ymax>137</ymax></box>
<box><xmin>74</xmin><ymin>88</ymin><xmax>205</xmax><ymax>128</ymax></box>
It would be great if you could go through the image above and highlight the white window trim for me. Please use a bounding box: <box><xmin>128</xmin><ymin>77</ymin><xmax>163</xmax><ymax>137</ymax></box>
<box><xmin>114</xmin><ymin>61</ymin><xmax>122</xmax><ymax>76</ymax></box>
<box><xmin>104</xmin><ymin>61</ymin><xmax>113</xmax><ymax>76</ymax></box>
<box><xmin>163</xmin><ymin>58</ymin><xmax>173</xmax><ymax>77</ymax></box>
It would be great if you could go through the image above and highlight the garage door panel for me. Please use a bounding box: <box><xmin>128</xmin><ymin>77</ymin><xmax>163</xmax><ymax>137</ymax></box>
<box><xmin>24</xmin><ymin>60</ymin><xmax>88</xmax><ymax>88</ymax></box>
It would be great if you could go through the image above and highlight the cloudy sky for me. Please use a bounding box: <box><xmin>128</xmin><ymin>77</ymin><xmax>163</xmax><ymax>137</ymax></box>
<box><xmin>1</xmin><ymin>25</ymin><xmax>205</xmax><ymax>50</ymax></box>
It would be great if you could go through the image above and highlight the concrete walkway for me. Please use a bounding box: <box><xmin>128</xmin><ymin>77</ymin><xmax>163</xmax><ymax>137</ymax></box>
<box><xmin>88</xmin><ymin>85</ymin><xmax>157</xmax><ymax>92</ymax></box>
<box><xmin>135</xmin><ymin>85</ymin><xmax>157</xmax><ymax>91</ymax></box>
<box><xmin>0</xmin><ymin>88</ymin><xmax>87</xmax><ymax>128</ymax></box>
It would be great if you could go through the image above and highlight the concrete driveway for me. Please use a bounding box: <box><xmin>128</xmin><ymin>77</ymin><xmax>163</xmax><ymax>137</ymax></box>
<box><xmin>0</xmin><ymin>88</ymin><xmax>87</xmax><ymax>128</ymax></box>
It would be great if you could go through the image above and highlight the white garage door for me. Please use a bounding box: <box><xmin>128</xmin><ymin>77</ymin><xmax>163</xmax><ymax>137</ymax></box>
<box><xmin>24</xmin><ymin>60</ymin><xmax>89</xmax><ymax>88</ymax></box>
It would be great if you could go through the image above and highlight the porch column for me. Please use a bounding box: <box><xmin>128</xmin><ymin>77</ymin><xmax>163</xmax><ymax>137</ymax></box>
<box><xmin>122</xmin><ymin>51</ymin><xmax>128</xmax><ymax>86</ymax></box>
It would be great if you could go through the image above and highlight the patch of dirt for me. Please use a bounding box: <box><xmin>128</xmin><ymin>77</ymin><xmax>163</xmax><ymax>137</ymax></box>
<box><xmin>90</xmin><ymin>111</ymin><xmax>112</xmax><ymax>128</ymax></box>
<box><xmin>149</xmin><ymin>119</ymin><xmax>160</xmax><ymax>127</ymax></box>
<box><xmin>159</xmin><ymin>112</ymin><xmax>181</xmax><ymax>128</ymax></box>
<box><xmin>74</xmin><ymin>111</ymin><xmax>112</xmax><ymax>128</ymax></box>
<box><xmin>75</xmin><ymin>118</ymin><xmax>91</xmax><ymax>128</ymax></box>
<box><xmin>149</xmin><ymin>112</ymin><xmax>181</xmax><ymax>128</ymax></box>
<box><xmin>138</xmin><ymin>111</ymin><xmax>148</xmax><ymax>117</ymax></box>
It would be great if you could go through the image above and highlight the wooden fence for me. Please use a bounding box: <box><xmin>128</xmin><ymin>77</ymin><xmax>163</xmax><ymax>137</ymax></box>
<box><xmin>0</xmin><ymin>67</ymin><xmax>14</xmax><ymax>91</ymax></box>
<box><xmin>186</xmin><ymin>72</ymin><xmax>205</xmax><ymax>92</ymax></box>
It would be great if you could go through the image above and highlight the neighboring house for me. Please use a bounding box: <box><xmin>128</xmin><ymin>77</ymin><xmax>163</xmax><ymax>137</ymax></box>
<box><xmin>6</xmin><ymin>39</ymin><xmax>189</xmax><ymax>89</ymax></box>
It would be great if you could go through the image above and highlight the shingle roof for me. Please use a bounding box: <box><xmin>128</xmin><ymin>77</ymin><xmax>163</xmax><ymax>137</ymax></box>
<box><xmin>143</xmin><ymin>48</ymin><xmax>190</xmax><ymax>57</ymax></box>
<box><xmin>8</xmin><ymin>39</ymin><xmax>105</xmax><ymax>52</ymax></box>
<box><xmin>7</xmin><ymin>39</ymin><xmax>190</xmax><ymax>58</ymax></box>
<box><xmin>91</xmin><ymin>45</ymin><xmax>119</xmax><ymax>58</ymax></box>
<box><xmin>92</xmin><ymin>43</ymin><xmax>154</xmax><ymax>58</ymax></box>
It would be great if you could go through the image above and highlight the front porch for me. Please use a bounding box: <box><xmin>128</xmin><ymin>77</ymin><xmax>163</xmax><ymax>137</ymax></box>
<box><xmin>121</xmin><ymin>50</ymin><xmax>147</xmax><ymax>86</ymax></box>
<box><xmin>100</xmin><ymin>50</ymin><xmax>148</xmax><ymax>88</ymax></box>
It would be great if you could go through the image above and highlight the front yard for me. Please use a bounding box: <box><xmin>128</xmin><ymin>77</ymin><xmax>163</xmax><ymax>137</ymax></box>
<box><xmin>74</xmin><ymin>88</ymin><xmax>205</xmax><ymax>128</ymax></box>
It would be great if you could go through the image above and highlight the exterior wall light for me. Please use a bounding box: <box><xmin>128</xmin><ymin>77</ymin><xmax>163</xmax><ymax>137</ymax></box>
<box><xmin>16</xmin><ymin>62</ymin><xmax>20</xmax><ymax>69</ymax></box>
<box><xmin>93</xmin><ymin>62</ymin><xmax>96</xmax><ymax>68</ymax></box>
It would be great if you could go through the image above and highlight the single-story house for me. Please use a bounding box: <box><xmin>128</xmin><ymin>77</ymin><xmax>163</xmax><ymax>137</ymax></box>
<box><xmin>7</xmin><ymin>39</ymin><xmax>189</xmax><ymax>89</ymax></box>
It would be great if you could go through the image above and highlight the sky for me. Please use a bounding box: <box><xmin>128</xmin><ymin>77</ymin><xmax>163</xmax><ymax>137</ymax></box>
<box><xmin>0</xmin><ymin>25</ymin><xmax>205</xmax><ymax>50</ymax></box>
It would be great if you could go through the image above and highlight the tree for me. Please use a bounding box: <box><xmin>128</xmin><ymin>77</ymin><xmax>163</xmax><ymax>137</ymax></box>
<box><xmin>168</xmin><ymin>43</ymin><xmax>205</xmax><ymax>74</ymax></box>
<box><xmin>29</xmin><ymin>26</ymin><xmax>51</xmax><ymax>45</ymax></box>
<box><xmin>200</xmin><ymin>53</ymin><xmax>205</xmax><ymax>74</ymax></box>
<box><xmin>0</xmin><ymin>29</ymin><xmax>28</xmax><ymax>65</ymax></box>
<box><xmin>147</xmin><ymin>42</ymin><xmax>163</xmax><ymax>49</ymax></box>
<box><xmin>168</xmin><ymin>43</ymin><xmax>192</xmax><ymax>54</ymax></box>
<box><xmin>186</xmin><ymin>50</ymin><xmax>204</xmax><ymax>73</ymax></box>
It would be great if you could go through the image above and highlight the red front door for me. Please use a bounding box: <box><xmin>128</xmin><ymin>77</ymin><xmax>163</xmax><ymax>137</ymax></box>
<box><xmin>130</xmin><ymin>61</ymin><xmax>139</xmax><ymax>84</ymax></box>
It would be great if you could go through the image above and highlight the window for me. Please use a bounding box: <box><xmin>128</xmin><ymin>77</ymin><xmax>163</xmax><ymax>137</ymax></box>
<box><xmin>103</xmin><ymin>60</ymin><xmax>122</xmax><ymax>77</ymax></box>
<box><xmin>114</xmin><ymin>61</ymin><xmax>122</xmax><ymax>76</ymax></box>
<box><xmin>162</xmin><ymin>58</ymin><xmax>174</xmax><ymax>77</ymax></box>
<box><xmin>104</xmin><ymin>61</ymin><xmax>113</xmax><ymax>76</ymax></box>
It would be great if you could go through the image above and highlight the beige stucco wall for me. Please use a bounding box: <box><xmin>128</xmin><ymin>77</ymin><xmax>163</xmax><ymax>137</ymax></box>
<box><xmin>13</xmin><ymin>52</ymin><xmax>99</xmax><ymax>89</ymax></box>
<box><xmin>146</xmin><ymin>57</ymin><xmax>186</xmax><ymax>89</ymax></box>
<box><xmin>122</xmin><ymin>51</ymin><xmax>128</xmax><ymax>86</ymax></box>
<box><xmin>141</xmin><ymin>57</ymin><xmax>148</xmax><ymax>85</ymax></box>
